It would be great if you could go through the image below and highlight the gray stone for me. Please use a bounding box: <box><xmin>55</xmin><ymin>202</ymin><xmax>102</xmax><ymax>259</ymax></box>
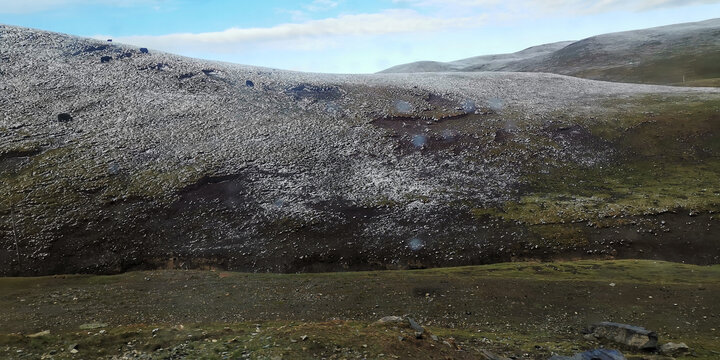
<box><xmin>27</xmin><ymin>330</ymin><xmax>50</xmax><ymax>338</ymax></box>
<box><xmin>660</xmin><ymin>342</ymin><xmax>689</xmax><ymax>356</ymax></box>
<box><xmin>407</xmin><ymin>317</ymin><xmax>424</xmax><ymax>338</ymax></box>
<box><xmin>376</xmin><ymin>316</ymin><xmax>404</xmax><ymax>324</ymax></box>
<box><xmin>589</xmin><ymin>322</ymin><xmax>658</xmax><ymax>350</ymax></box>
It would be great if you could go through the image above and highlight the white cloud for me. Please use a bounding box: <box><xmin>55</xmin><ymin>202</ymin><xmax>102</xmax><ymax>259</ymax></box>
<box><xmin>393</xmin><ymin>0</ymin><xmax>720</xmax><ymax>13</ymax></box>
<box><xmin>304</xmin><ymin>0</ymin><xmax>341</xmax><ymax>12</ymax></box>
<box><xmin>393</xmin><ymin>0</ymin><xmax>501</xmax><ymax>6</ymax></box>
<box><xmin>107</xmin><ymin>9</ymin><xmax>485</xmax><ymax>53</ymax></box>
<box><xmin>276</xmin><ymin>0</ymin><xmax>342</xmax><ymax>23</ymax></box>
<box><xmin>0</xmin><ymin>0</ymin><xmax>161</xmax><ymax>14</ymax></box>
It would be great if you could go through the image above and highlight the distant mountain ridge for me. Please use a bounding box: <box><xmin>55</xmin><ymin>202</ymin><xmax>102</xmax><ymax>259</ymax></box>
<box><xmin>380</xmin><ymin>18</ymin><xmax>720</xmax><ymax>86</ymax></box>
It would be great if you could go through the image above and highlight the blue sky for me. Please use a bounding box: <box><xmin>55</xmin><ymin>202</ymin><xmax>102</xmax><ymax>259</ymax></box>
<box><xmin>1</xmin><ymin>0</ymin><xmax>719</xmax><ymax>73</ymax></box>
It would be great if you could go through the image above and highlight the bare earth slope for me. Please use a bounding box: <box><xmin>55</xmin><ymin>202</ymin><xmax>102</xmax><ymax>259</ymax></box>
<box><xmin>380</xmin><ymin>18</ymin><xmax>720</xmax><ymax>86</ymax></box>
<box><xmin>1</xmin><ymin>24</ymin><xmax>720</xmax><ymax>275</ymax></box>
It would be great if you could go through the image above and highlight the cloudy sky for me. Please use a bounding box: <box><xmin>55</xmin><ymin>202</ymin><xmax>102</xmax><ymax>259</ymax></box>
<box><xmin>0</xmin><ymin>0</ymin><xmax>718</xmax><ymax>73</ymax></box>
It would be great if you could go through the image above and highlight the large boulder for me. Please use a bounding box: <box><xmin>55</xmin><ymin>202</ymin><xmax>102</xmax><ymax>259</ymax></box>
<box><xmin>588</xmin><ymin>322</ymin><xmax>658</xmax><ymax>350</ymax></box>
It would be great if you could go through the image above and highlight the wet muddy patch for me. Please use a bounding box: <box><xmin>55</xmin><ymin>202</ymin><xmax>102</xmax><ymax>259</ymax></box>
<box><xmin>371</xmin><ymin>112</ymin><xmax>497</xmax><ymax>153</ymax></box>
<box><xmin>544</xmin><ymin>123</ymin><xmax>609</xmax><ymax>149</ymax></box>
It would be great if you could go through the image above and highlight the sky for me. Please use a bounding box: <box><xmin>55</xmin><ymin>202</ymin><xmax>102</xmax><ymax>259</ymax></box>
<box><xmin>0</xmin><ymin>0</ymin><xmax>719</xmax><ymax>73</ymax></box>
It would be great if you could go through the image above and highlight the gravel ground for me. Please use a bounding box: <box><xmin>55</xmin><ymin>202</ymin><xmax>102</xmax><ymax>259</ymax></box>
<box><xmin>1</xmin><ymin>260</ymin><xmax>719</xmax><ymax>359</ymax></box>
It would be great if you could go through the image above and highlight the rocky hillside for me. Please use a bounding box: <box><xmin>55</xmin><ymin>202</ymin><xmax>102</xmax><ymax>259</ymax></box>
<box><xmin>1</xmin><ymin>24</ymin><xmax>720</xmax><ymax>276</ymax></box>
<box><xmin>380</xmin><ymin>18</ymin><xmax>720</xmax><ymax>86</ymax></box>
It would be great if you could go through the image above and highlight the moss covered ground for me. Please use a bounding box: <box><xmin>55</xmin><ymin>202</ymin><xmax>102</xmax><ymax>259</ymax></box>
<box><xmin>572</xmin><ymin>51</ymin><xmax>720</xmax><ymax>87</ymax></box>
<box><xmin>467</xmin><ymin>95</ymin><xmax>720</xmax><ymax>254</ymax></box>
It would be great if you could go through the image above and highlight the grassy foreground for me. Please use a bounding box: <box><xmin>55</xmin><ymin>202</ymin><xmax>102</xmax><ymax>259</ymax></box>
<box><xmin>1</xmin><ymin>260</ymin><xmax>719</xmax><ymax>359</ymax></box>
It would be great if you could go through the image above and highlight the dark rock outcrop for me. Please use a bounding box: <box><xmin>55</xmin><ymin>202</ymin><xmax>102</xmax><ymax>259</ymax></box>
<box><xmin>57</xmin><ymin>113</ymin><xmax>73</xmax><ymax>122</ymax></box>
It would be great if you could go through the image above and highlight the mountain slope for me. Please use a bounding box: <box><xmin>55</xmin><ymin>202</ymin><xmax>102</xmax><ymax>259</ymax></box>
<box><xmin>381</xmin><ymin>41</ymin><xmax>574</xmax><ymax>73</ymax></box>
<box><xmin>1</xmin><ymin>24</ymin><xmax>720</xmax><ymax>276</ymax></box>
<box><xmin>380</xmin><ymin>18</ymin><xmax>720</xmax><ymax>86</ymax></box>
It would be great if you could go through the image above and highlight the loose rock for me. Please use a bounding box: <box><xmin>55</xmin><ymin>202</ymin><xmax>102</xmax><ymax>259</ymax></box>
<box><xmin>588</xmin><ymin>322</ymin><xmax>658</xmax><ymax>350</ymax></box>
<box><xmin>660</xmin><ymin>342</ymin><xmax>689</xmax><ymax>356</ymax></box>
<box><xmin>27</xmin><ymin>330</ymin><xmax>50</xmax><ymax>338</ymax></box>
<box><xmin>57</xmin><ymin>113</ymin><xmax>73</xmax><ymax>122</ymax></box>
<box><xmin>407</xmin><ymin>317</ymin><xmax>424</xmax><ymax>338</ymax></box>
<box><xmin>376</xmin><ymin>316</ymin><xmax>404</xmax><ymax>324</ymax></box>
